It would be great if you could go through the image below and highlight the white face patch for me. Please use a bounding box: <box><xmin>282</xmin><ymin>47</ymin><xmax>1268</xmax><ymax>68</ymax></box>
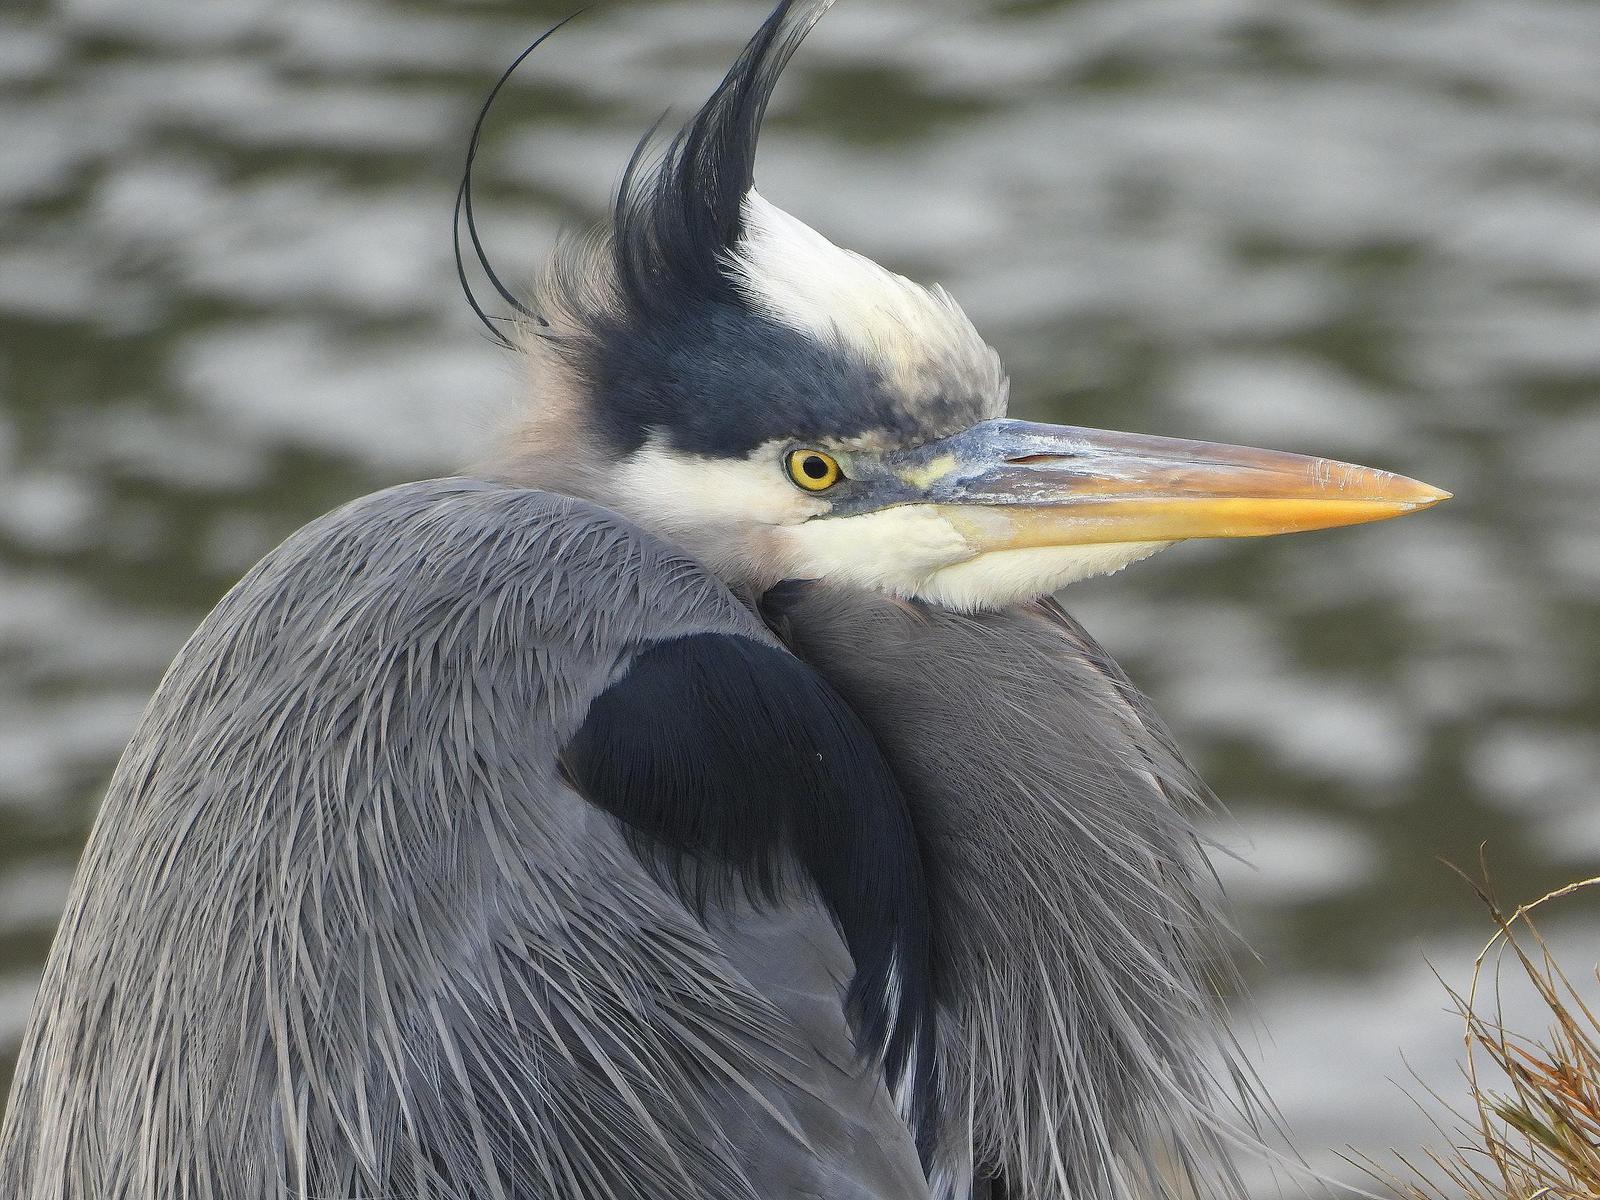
<box><xmin>916</xmin><ymin>542</ymin><xmax>1173</xmax><ymax>612</ymax></box>
<box><xmin>777</xmin><ymin>508</ymin><xmax>1173</xmax><ymax>611</ymax></box>
<box><xmin>612</xmin><ymin>438</ymin><xmax>817</xmax><ymax>526</ymax></box>
<box><xmin>728</xmin><ymin>192</ymin><xmax>1007</xmax><ymax>415</ymax></box>
<box><xmin>605</xmin><ymin>438</ymin><xmax>829</xmax><ymax>582</ymax></box>
<box><xmin>775</xmin><ymin>506</ymin><xmax>975</xmax><ymax>595</ymax></box>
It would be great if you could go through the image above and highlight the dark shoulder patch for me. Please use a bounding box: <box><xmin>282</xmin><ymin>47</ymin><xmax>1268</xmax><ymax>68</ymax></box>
<box><xmin>560</xmin><ymin>632</ymin><xmax>936</xmax><ymax>1149</ymax></box>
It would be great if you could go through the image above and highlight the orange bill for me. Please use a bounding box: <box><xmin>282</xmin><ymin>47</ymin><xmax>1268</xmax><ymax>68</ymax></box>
<box><xmin>886</xmin><ymin>419</ymin><xmax>1449</xmax><ymax>549</ymax></box>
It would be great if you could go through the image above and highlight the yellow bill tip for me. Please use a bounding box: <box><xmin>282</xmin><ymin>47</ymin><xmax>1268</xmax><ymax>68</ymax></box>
<box><xmin>1410</xmin><ymin>482</ymin><xmax>1452</xmax><ymax>505</ymax></box>
<box><xmin>1348</xmin><ymin>469</ymin><xmax>1451</xmax><ymax>511</ymax></box>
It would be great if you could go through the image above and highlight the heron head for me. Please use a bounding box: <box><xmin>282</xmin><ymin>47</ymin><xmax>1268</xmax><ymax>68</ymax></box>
<box><xmin>492</xmin><ymin>0</ymin><xmax>1447</xmax><ymax>611</ymax></box>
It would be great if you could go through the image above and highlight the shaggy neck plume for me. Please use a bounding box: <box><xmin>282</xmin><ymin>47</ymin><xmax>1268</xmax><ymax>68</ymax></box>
<box><xmin>765</xmin><ymin>582</ymin><xmax>1268</xmax><ymax>1200</ymax></box>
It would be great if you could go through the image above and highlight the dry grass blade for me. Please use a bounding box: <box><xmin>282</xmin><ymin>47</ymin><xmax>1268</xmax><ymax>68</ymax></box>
<box><xmin>1359</xmin><ymin>868</ymin><xmax>1600</xmax><ymax>1200</ymax></box>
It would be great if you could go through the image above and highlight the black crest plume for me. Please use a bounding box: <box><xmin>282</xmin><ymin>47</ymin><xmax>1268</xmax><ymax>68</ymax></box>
<box><xmin>613</xmin><ymin>0</ymin><xmax>834</xmax><ymax>316</ymax></box>
<box><xmin>456</xmin><ymin>2</ymin><xmax>831</xmax><ymax>346</ymax></box>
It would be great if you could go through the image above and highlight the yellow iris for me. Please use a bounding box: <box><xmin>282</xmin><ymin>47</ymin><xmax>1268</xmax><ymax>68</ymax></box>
<box><xmin>786</xmin><ymin>449</ymin><xmax>842</xmax><ymax>492</ymax></box>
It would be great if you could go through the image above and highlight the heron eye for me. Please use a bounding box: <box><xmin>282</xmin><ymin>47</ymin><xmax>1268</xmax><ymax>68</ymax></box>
<box><xmin>785</xmin><ymin>449</ymin><xmax>842</xmax><ymax>492</ymax></box>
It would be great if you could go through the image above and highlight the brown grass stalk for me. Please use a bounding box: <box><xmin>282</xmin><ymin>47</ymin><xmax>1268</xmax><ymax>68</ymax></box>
<box><xmin>1357</xmin><ymin>866</ymin><xmax>1600</xmax><ymax>1200</ymax></box>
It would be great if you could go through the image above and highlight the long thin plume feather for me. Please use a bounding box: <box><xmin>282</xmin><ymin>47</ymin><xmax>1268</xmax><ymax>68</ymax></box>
<box><xmin>454</xmin><ymin>16</ymin><xmax>582</xmax><ymax>347</ymax></box>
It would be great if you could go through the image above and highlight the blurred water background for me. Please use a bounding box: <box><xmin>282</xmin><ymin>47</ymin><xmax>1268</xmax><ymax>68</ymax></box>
<box><xmin>2</xmin><ymin>0</ymin><xmax>1598</xmax><ymax>1187</ymax></box>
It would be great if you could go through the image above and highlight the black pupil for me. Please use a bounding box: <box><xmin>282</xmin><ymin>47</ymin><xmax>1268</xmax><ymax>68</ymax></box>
<box><xmin>801</xmin><ymin>455</ymin><xmax>829</xmax><ymax>480</ymax></box>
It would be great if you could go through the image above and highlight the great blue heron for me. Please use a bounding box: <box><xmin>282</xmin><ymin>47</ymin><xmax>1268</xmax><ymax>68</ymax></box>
<box><xmin>0</xmin><ymin>3</ymin><xmax>1447</xmax><ymax>1198</ymax></box>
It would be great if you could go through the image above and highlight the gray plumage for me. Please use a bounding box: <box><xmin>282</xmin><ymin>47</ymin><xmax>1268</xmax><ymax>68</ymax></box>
<box><xmin>770</xmin><ymin>587</ymin><xmax>1262</xmax><ymax>1199</ymax></box>
<box><xmin>0</xmin><ymin>1</ymin><xmax>1442</xmax><ymax>1197</ymax></box>
<box><xmin>0</xmin><ymin>483</ymin><xmax>929</xmax><ymax>1200</ymax></box>
<box><xmin>0</xmin><ymin>482</ymin><xmax>1263</xmax><ymax>1200</ymax></box>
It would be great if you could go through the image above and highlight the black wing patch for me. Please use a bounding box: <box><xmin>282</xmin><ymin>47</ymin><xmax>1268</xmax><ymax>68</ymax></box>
<box><xmin>561</xmin><ymin>632</ymin><xmax>937</xmax><ymax>1151</ymax></box>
